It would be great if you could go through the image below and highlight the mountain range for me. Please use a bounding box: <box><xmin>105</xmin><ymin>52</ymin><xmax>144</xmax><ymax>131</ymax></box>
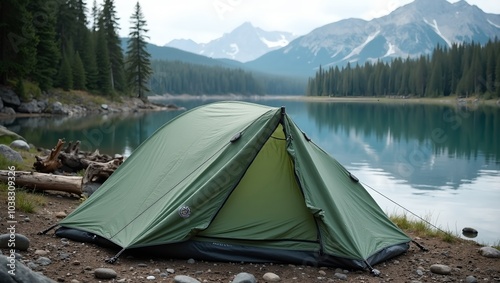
<box><xmin>164</xmin><ymin>22</ymin><xmax>298</xmax><ymax>63</ymax></box>
<box><xmin>150</xmin><ymin>0</ymin><xmax>500</xmax><ymax>77</ymax></box>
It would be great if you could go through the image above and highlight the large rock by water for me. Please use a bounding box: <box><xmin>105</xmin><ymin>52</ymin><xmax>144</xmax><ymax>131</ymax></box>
<box><xmin>17</xmin><ymin>99</ymin><xmax>42</xmax><ymax>113</ymax></box>
<box><xmin>0</xmin><ymin>144</ymin><xmax>23</xmax><ymax>163</ymax></box>
<box><xmin>0</xmin><ymin>86</ymin><xmax>21</xmax><ymax>108</ymax></box>
<box><xmin>0</xmin><ymin>255</ymin><xmax>56</xmax><ymax>283</ymax></box>
<box><xmin>0</xmin><ymin>126</ymin><xmax>25</xmax><ymax>142</ymax></box>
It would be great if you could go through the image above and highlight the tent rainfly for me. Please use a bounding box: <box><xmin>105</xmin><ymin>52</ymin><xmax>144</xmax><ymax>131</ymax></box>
<box><xmin>50</xmin><ymin>101</ymin><xmax>412</xmax><ymax>271</ymax></box>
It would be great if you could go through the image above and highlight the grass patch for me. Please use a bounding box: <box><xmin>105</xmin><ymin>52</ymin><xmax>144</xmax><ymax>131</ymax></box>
<box><xmin>389</xmin><ymin>212</ymin><xmax>458</xmax><ymax>243</ymax></box>
<box><xmin>0</xmin><ymin>183</ymin><xmax>46</xmax><ymax>213</ymax></box>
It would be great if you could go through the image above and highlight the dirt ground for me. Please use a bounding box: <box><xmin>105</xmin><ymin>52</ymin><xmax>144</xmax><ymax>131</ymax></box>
<box><xmin>1</xmin><ymin>191</ymin><xmax>500</xmax><ymax>283</ymax></box>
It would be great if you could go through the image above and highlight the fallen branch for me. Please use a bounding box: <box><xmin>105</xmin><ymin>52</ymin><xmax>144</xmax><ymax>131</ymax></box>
<box><xmin>0</xmin><ymin>170</ymin><xmax>82</xmax><ymax>195</ymax></box>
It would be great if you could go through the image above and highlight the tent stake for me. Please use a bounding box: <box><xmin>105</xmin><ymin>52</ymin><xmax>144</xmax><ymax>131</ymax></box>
<box><xmin>364</xmin><ymin>260</ymin><xmax>381</xmax><ymax>276</ymax></box>
<box><xmin>105</xmin><ymin>248</ymin><xmax>126</xmax><ymax>264</ymax></box>
<box><xmin>412</xmin><ymin>240</ymin><xmax>429</xmax><ymax>251</ymax></box>
<box><xmin>37</xmin><ymin>224</ymin><xmax>58</xmax><ymax>235</ymax></box>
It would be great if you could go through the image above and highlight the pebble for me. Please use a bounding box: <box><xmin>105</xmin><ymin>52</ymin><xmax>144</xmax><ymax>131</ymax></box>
<box><xmin>334</xmin><ymin>272</ymin><xmax>348</xmax><ymax>280</ymax></box>
<box><xmin>36</xmin><ymin>256</ymin><xmax>52</xmax><ymax>266</ymax></box>
<box><xmin>173</xmin><ymin>275</ymin><xmax>201</xmax><ymax>283</ymax></box>
<box><xmin>479</xmin><ymin>246</ymin><xmax>500</xmax><ymax>258</ymax></box>
<box><xmin>34</xmin><ymin>249</ymin><xmax>49</xmax><ymax>256</ymax></box>
<box><xmin>187</xmin><ymin>258</ymin><xmax>196</xmax><ymax>264</ymax></box>
<box><xmin>318</xmin><ymin>270</ymin><xmax>327</xmax><ymax>276</ymax></box>
<box><xmin>166</xmin><ymin>268</ymin><xmax>175</xmax><ymax>274</ymax></box>
<box><xmin>147</xmin><ymin>275</ymin><xmax>156</xmax><ymax>280</ymax></box>
<box><xmin>430</xmin><ymin>264</ymin><xmax>451</xmax><ymax>275</ymax></box>
<box><xmin>55</xmin><ymin>211</ymin><xmax>67</xmax><ymax>218</ymax></box>
<box><xmin>465</xmin><ymin>275</ymin><xmax>478</xmax><ymax>283</ymax></box>
<box><xmin>94</xmin><ymin>267</ymin><xmax>118</xmax><ymax>279</ymax></box>
<box><xmin>138</xmin><ymin>263</ymin><xmax>148</xmax><ymax>267</ymax></box>
<box><xmin>232</xmin><ymin>272</ymin><xmax>257</xmax><ymax>283</ymax></box>
<box><xmin>0</xmin><ymin>233</ymin><xmax>30</xmax><ymax>251</ymax></box>
<box><xmin>262</xmin><ymin>272</ymin><xmax>281</xmax><ymax>282</ymax></box>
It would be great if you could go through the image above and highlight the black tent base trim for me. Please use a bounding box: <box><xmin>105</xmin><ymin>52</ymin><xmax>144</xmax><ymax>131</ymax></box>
<box><xmin>55</xmin><ymin>227</ymin><xmax>409</xmax><ymax>270</ymax></box>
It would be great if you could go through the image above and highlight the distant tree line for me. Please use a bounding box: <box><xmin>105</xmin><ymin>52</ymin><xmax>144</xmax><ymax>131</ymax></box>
<box><xmin>307</xmin><ymin>39</ymin><xmax>500</xmax><ymax>99</ymax></box>
<box><xmin>150</xmin><ymin>60</ymin><xmax>306</xmax><ymax>96</ymax></box>
<box><xmin>0</xmin><ymin>0</ymin><xmax>151</xmax><ymax>100</ymax></box>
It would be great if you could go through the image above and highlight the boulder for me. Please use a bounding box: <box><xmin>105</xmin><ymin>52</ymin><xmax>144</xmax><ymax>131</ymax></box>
<box><xmin>0</xmin><ymin>144</ymin><xmax>23</xmax><ymax>163</ymax></box>
<box><xmin>45</xmin><ymin>101</ymin><xmax>68</xmax><ymax>115</ymax></box>
<box><xmin>1</xmin><ymin>107</ymin><xmax>16</xmax><ymax>115</ymax></box>
<box><xmin>0</xmin><ymin>255</ymin><xmax>56</xmax><ymax>283</ymax></box>
<box><xmin>0</xmin><ymin>86</ymin><xmax>21</xmax><ymax>108</ymax></box>
<box><xmin>0</xmin><ymin>126</ymin><xmax>25</xmax><ymax>142</ymax></box>
<box><xmin>10</xmin><ymin>140</ymin><xmax>30</xmax><ymax>151</ymax></box>
<box><xmin>17</xmin><ymin>99</ymin><xmax>42</xmax><ymax>114</ymax></box>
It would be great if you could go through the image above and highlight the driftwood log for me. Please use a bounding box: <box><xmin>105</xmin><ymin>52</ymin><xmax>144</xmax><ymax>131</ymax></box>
<box><xmin>0</xmin><ymin>170</ymin><xmax>82</xmax><ymax>195</ymax></box>
<box><xmin>34</xmin><ymin>139</ymin><xmax>118</xmax><ymax>174</ymax></box>
<box><xmin>0</xmin><ymin>139</ymin><xmax>125</xmax><ymax>196</ymax></box>
<box><xmin>33</xmin><ymin>139</ymin><xmax>65</xmax><ymax>173</ymax></box>
<box><xmin>0</xmin><ymin>157</ymin><xmax>123</xmax><ymax>196</ymax></box>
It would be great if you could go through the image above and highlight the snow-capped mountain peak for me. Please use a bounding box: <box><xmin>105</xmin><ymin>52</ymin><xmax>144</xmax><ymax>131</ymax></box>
<box><xmin>164</xmin><ymin>22</ymin><xmax>298</xmax><ymax>62</ymax></box>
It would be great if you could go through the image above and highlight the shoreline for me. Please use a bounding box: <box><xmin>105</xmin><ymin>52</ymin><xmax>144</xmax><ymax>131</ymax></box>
<box><xmin>149</xmin><ymin>94</ymin><xmax>500</xmax><ymax>107</ymax></box>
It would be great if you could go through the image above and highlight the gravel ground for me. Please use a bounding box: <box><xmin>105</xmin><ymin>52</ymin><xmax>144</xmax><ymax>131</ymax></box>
<box><xmin>1</xmin><ymin>191</ymin><xmax>499</xmax><ymax>283</ymax></box>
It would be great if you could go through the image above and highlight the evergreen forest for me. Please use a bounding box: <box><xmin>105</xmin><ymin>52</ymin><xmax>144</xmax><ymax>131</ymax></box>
<box><xmin>307</xmin><ymin>40</ymin><xmax>500</xmax><ymax>99</ymax></box>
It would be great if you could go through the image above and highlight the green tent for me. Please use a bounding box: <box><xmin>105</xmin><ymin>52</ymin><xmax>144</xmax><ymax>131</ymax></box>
<box><xmin>55</xmin><ymin>101</ymin><xmax>410</xmax><ymax>270</ymax></box>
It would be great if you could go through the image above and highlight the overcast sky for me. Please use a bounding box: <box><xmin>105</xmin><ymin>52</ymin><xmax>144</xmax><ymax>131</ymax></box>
<box><xmin>111</xmin><ymin>0</ymin><xmax>500</xmax><ymax>46</ymax></box>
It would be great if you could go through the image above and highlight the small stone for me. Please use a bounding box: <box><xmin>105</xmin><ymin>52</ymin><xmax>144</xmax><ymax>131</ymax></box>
<box><xmin>138</xmin><ymin>263</ymin><xmax>148</xmax><ymax>267</ymax></box>
<box><xmin>173</xmin><ymin>275</ymin><xmax>201</xmax><ymax>283</ymax></box>
<box><xmin>166</xmin><ymin>268</ymin><xmax>175</xmax><ymax>274</ymax></box>
<box><xmin>24</xmin><ymin>217</ymin><xmax>30</xmax><ymax>222</ymax></box>
<box><xmin>262</xmin><ymin>272</ymin><xmax>280</xmax><ymax>282</ymax></box>
<box><xmin>94</xmin><ymin>267</ymin><xmax>117</xmax><ymax>279</ymax></box>
<box><xmin>36</xmin><ymin>256</ymin><xmax>52</xmax><ymax>266</ymax></box>
<box><xmin>70</xmin><ymin>280</ymin><xmax>80</xmax><ymax>283</ymax></box>
<box><xmin>318</xmin><ymin>270</ymin><xmax>327</xmax><ymax>276</ymax></box>
<box><xmin>465</xmin><ymin>275</ymin><xmax>478</xmax><ymax>283</ymax></box>
<box><xmin>430</xmin><ymin>264</ymin><xmax>451</xmax><ymax>275</ymax></box>
<box><xmin>147</xmin><ymin>275</ymin><xmax>155</xmax><ymax>280</ymax></box>
<box><xmin>232</xmin><ymin>272</ymin><xmax>256</xmax><ymax>283</ymax></box>
<box><xmin>187</xmin><ymin>258</ymin><xmax>195</xmax><ymax>264</ymax></box>
<box><xmin>34</xmin><ymin>249</ymin><xmax>49</xmax><ymax>256</ymax></box>
<box><xmin>153</xmin><ymin>268</ymin><xmax>161</xmax><ymax>273</ymax></box>
<box><xmin>416</xmin><ymin>269</ymin><xmax>424</xmax><ymax>276</ymax></box>
<box><xmin>72</xmin><ymin>260</ymin><xmax>81</xmax><ymax>266</ymax></box>
<box><xmin>27</xmin><ymin>261</ymin><xmax>39</xmax><ymax>270</ymax></box>
<box><xmin>0</xmin><ymin>233</ymin><xmax>30</xmax><ymax>251</ymax></box>
<box><xmin>479</xmin><ymin>247</ymin><xmax>500</xmax><ymax>258</ymax></box>
<box><xmin>334</xmin><ymin>272</ymin><xmax>348</xmax><ymax>280</ymax></box>
<box><xmin>55</xmin><ymin>211</ymin><xmax>67</xmax><ymax>218</ymax></box>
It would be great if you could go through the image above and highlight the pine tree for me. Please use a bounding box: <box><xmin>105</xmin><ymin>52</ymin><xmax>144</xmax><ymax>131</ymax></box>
<box><xmin>99</xmin><ymin>0</ymin><xmax>126</xmax><ymax>92</ymax></box>
<box><xmin>72</xmin><ymin>51</ymin><xmax>86</xmax><ymax>90</ymax></box>
<box><xmin>125</xmin><ymin>2</ymin><xmax>152</xmax><ymax>101</ymax></box>
<box><xmin>83</xmin><ymin>29</ymin><xmax>99</xmax><ymax>90</ymax></box>
<box><xmin>95</xmin><ymin>26</ymin><xmax>112</xmax><ymax>95</ymax></box>
<box><xmin>27</xmin><ymin>0</ymin><xmax>60</xmax><ymax>90</ymax></box>
<box><xmin>0</xmin><ymin>0</ymin><xmax>38</xmax><ymax>84</ymax></box>
<box><xmin>58</xmin><ymin>54</ymin><xmax>73</xmax><ymax>90</ymax></box>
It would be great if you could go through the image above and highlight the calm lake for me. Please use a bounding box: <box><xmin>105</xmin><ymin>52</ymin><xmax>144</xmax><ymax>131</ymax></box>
<box><xmin>2</xmin><ymin>98</ymin><xmax>499</xmax><ymax>245</ymax></box>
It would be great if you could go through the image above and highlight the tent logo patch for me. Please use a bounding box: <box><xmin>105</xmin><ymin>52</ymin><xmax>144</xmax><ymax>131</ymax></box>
<box><xmin>178</xmin><ymin>206</ymin><xmax>191</xmax><ymax>218</ymax></box>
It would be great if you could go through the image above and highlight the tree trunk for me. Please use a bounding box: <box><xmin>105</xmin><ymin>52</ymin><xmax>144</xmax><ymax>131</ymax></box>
<box><xmin>0</xmin><ymin>170</ymin><xmax>82</xmax><ymax>195</ymax></box>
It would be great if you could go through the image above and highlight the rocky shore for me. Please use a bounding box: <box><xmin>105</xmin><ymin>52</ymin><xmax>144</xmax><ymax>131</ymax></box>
<box><xmin>0</xmin><ymin>85</ymin><xmax>180</xmax><ymax>117</ymax></box>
